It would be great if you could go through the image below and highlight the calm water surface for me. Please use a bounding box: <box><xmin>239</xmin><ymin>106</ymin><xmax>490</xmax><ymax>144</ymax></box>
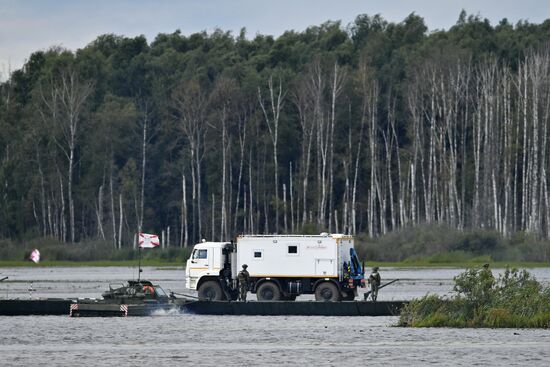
<box><xmin>1</xmin><ymin>266</ymin><xmax>549</xmax><ymax>366</ymax></box>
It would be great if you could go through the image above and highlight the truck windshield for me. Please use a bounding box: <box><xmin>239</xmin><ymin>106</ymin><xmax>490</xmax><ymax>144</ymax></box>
<box><xmin>193</xmin><ymin>249</ymin><xmax>207</xmax><ymax>259</ymax></box>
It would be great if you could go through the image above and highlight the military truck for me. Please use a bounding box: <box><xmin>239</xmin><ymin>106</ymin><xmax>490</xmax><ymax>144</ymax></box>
<box><xmin>185</xmin><ymin>233</ymin><xmax>366</xmax><ymax>302</ymax></box>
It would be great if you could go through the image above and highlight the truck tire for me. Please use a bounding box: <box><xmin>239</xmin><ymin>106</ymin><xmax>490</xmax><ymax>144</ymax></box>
<box><xmin>256</xmin><ymin>281</ymin><xmax>281</xmax><ymax>301</ymax></box>
<box><xmin>315</xmin><ymin>282</ymin><xmax>341</xmax><ymax>302</ymax></box>
<box><xmin>198</xmin><ymin>281</ymin><xmax>225</xmax><ymax>301</ymax></box>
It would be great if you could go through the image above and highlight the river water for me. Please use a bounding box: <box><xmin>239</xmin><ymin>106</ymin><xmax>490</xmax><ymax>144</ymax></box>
<box><xmin>1</xmin><ymin>266</ymin><xmax>549</xmax><ymax>366</ymax></box>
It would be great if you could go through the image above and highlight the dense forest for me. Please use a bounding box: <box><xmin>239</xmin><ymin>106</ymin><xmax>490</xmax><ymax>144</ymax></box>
<box><xmin>1</xmin><ymin>12</ymin><xmax>550</xmax><ymax>256</ymax></box>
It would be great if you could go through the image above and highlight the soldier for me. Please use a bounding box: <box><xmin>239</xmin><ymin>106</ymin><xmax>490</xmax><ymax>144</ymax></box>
<box><xmin>368</xmin><ymin>266</ymin><xmax>381</xmax><ymax>301</ymax></box>
<box><xmin>238</xmin><ymin>264</ymin><xmax>250</xmax><ymax>301</ymax></box>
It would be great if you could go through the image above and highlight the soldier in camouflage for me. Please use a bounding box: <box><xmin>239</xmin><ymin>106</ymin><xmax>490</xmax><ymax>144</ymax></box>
<box><xmin>369</xmin><ymin>266</ymin><xmax>381</xmax><ymax>301</ymax></box>
<box><xmin>238</xmin><ymin>264</ymin><xmax>250</xmax><ymax>301</ymax></box>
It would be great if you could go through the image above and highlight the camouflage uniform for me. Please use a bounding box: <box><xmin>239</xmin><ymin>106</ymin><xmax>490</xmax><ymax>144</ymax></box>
<box><xmin>369</xmin><ymin>267</ymin><xmax>381</xmax><ymax>301</ymax></box>
<box><xmin>237</xmin><ymin>265</ymin><xmax>250</xmax><ymax>301</ymax></box>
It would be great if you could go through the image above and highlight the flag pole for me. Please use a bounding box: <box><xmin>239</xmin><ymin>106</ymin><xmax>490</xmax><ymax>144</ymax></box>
<box><xmin>138</xmin><ymin>247</ymin><xmax>142</xmax><ymax>282</ymax></box>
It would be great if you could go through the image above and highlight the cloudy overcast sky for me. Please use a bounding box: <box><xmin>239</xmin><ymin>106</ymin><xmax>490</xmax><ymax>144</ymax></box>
<box><xmin>0</xmin><ymin>0</ymin><xmax>548</xmax><ymax>75</ymax></box>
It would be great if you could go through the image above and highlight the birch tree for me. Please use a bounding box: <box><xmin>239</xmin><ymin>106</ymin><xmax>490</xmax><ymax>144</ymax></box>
<box><xmin>172</xmin><ymin>79</ymin><xmax>207</xmax><ymax>241</ymax></box>
<box><xmin>258</xmin><ymin>75</ymin><xmax>285</xmax><ymax>233</ymax></box>
<box><xmin>38</xmin><ymin>67</ymin><xmax>94</xmax><ymax>243</ymax></box>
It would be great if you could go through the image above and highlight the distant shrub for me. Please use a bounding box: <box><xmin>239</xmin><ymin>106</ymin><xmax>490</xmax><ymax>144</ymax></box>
<box><xmin>300</xmin><ymin>222</ymin><xmax>323</xmax><ymax>235</ymax></box>
<box><xmin>426</xmin><ymin>251</ymin><xmax>474</xmax><ymax>263</ymax></box>
<box><xmin>452</xmin><ymin>230</ymin><xmax>501</xmax><ymax>254</ymax></box>
<box><xmin>0</xmin><ymin>236</ymin><xmax>192</xmax><ymax>263</ymax></box>
<box><xmin>356</xmin><ymin>224</ymin><xmax>550</xmax><ymax>262</ymax></box>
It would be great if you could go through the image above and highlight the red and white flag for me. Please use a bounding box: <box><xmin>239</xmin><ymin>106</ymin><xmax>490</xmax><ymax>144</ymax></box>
<box><xmin>29</xmin><ymin>249</ymin><xmax>40</xmax><ymax>263</ymax></box>
<box><xmin>138</xmin><ymin>233</ymin><xmax>160</xmax><ymax>248</ymax></box>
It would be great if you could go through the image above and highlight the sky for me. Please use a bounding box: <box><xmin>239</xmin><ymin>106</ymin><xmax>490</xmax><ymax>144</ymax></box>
<box><xmin>0</xmin><ymin>0</ymin><xmax>549</xmax><ymax>76</ymax></box>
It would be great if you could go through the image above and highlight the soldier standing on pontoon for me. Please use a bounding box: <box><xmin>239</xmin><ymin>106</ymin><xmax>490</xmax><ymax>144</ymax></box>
<box><xmin>238</xmin><ymin>264</ymin><xmax>250</xmax><ymax>301</ymax></box>
<box><xmin>369</xmin><ymin>266</ymin><xmax>381</xmax><ymax>301</ymax></box>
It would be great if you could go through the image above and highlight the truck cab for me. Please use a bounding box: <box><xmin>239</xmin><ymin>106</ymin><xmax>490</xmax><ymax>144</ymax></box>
<box><xmin>185</xmin><ymin>241</ymin><xmax>227</xmax><ymax>291</ymax></box>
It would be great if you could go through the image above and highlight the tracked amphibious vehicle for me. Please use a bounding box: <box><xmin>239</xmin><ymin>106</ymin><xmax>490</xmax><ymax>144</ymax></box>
<box><xmin>70</xmin><ymin>280</ymin><xmax>185</xmax><ymax>317</ymax></box>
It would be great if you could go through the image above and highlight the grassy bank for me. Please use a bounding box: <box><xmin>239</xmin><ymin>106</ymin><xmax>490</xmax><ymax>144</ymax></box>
<box><xmin>2</xmin><ymin>259</ymin><xmax>548</xmax><ymax>268</ymax></box>
<box><xmin>0</xmin><ymin>237</ymin><xmax>192</xmax><ymax>264</ymax></box>
<box><xmin>0</xmin><ymin>260</ymin><xmax>184</xmax><ymax>267</ymax></box>
<box><xmin>398</xmin><ymin>267</ymin><xmax>550</xmax><ymax>328</ymax></box>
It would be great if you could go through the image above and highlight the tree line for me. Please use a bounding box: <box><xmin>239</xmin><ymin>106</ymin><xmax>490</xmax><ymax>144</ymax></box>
<box><xmin>1</xmin><ymin>11</ymin><xmax>550</xmax><ymax>249</ymax></box>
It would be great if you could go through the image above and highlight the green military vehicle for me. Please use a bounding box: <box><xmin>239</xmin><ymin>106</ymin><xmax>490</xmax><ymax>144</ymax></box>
<box><xmin>70</xmin><ymin>280</ymin><xmax>186</xmax><ymax>317</ymax></box>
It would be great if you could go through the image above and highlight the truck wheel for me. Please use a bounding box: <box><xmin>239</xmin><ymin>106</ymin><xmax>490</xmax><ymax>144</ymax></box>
<box><xmin>198</xmin><ymin>281</ymin><xmax>225</xmax><ymax>301</ymax></box>
<box><xmin>315</xmin><ymin>282</ymin><xmax>341</xmax><ymax>302</ymax></box>
<box><xmin>256</xmin><ymin>281</ymin><xmax>281</xmax><ymax>301</ymax></box>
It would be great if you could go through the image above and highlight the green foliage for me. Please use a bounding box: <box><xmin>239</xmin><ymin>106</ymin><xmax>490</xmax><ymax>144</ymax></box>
<box><xmin>1</xmin><ymin>10</ymin><xmax>550</xmax><ymax>253</ymax></box>
<box><xmin>426</xmin><ymin>251</ymin><xmax>482</xmax><ymax>263</ymax></box>
<box><xmin>300</xmin><ymin>222</ymin><xmax>324</xmax><ymax>235</ymax></box>
<box><xmin>399</xmin><ymin>267</ymin><xmax>550</xmax><ymax>328</ymax></box>
<box><xmin>356</xmin><ymin>225</ymin><xmax>550</xmax><ymax>263</ymax></box>
<box><xmin>0</xmin><ymin>237</ymin><xmax>191</xmax><ymax>263</ymax></box>
<box><xmin>453</xmin><ymin>267</ymin><xmax>496</xmax><ymax>308</ymax></box>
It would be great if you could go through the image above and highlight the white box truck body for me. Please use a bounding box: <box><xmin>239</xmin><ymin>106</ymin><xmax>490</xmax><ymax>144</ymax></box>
<box><xmin>185</xmin><ymin>234</ymin><xmax>365</xmax><ymax>301</ymax></box>
<box><xmin>235</xmin><ymin>234</ymin><xmax>352</xmax><ymax>278</ymax></box>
